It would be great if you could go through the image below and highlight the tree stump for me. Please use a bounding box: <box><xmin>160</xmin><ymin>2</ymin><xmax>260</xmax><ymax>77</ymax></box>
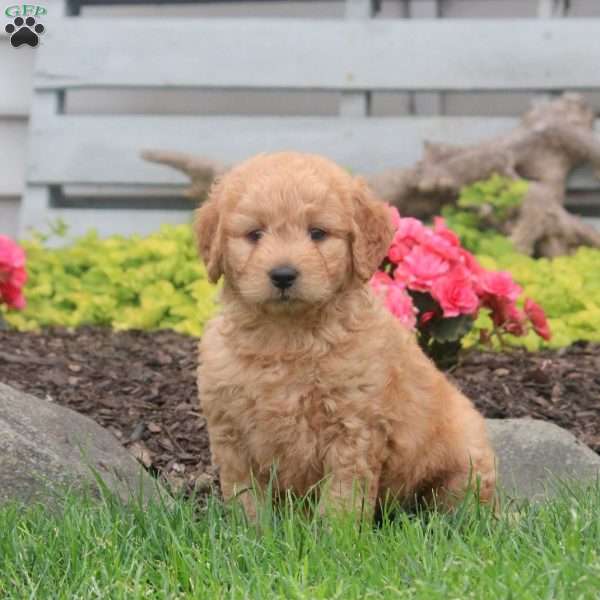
<box><xmin>142</xmin><ymin>93</ymin><xmax>600</xmax><ymax>258</ymax></box>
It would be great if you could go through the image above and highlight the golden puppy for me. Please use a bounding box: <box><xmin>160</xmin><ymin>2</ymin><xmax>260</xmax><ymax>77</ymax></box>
<box><xmin>196</xmin><ymin>152</ymin><xmax>496</xmax><ymax>519</ymax></box>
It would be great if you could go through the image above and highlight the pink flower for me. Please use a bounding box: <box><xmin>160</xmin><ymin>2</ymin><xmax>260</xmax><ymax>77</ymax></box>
<box><xmin>459</xmin><ymin>249</ymin><xmax>485</xmax><ymax>279</ymax></box>
<box><xmin>370</xmin><ymin>271</ymin><xmax>393</xmax><ymax>294</ymax></box>
<box><xmin>388</xmin><ymin>237</ymin><xmax>411</xmax><ymax>263</ymax></box>
<box><xmin>419</xmin><ymin>310</ymin><xmax>437</xmax><ymax>326</ymax></box>
<box><xmin>431</xmin><ymin>268</ymin><xmax>479</xmax><ymax>317</ymax></box>
<box><xmin>392</xmin><ymin>262</ymin><xmax>411</xmax><ymax>284</ymax></box>
<box><xmin>0</xmin><ymin>278</ymin><xmax>25</xmax><ymax>310</ymax></box>
<box><xmin>486</xmin><ymin>296</ymin><xmax>527</xmax><ymax>336</ymax></box>
<box><xmin>374</xmin><ymin>212</ymin><xmax>548</xmax><ymax>347</ymax></box>
<box><xmin>433</xmin><ymin>217</ymin><xmax>460</xmax><ymax>247</ymax></box>
<box><xmin>0</xmin><ymin>235</ymin><xmax>25</xmax><ymax>271</ymax></box>
<box><xmin>384</xmin><ymin>282</ymin><xmax>417</xmax><ymax>329</ymax></box>
<box><xmin>524</xmin><ymin>298</ymin><xmax>552</xmax><ymax>341</ymax></box>
<box><xmin>396</xmin><ymin>217</ymin><xmax>426</xmax><ymax>245</ymax></box>
<box><xmin>504</xmin><ymin>304</ymin><xmax>527</xmax><ymax>336</ymax></box>
<box><xmin>485</xmin><ymin>295</ymin><xmax>510</xmax><ymax>328</ymax></box>
<box><xmin>0</xmin><ymin>235</ymin><xmax>27</xmax><ymax>310</ymax></box>
<box><xmin>421</xmin><ymin>229</ymin><xmax>461</xmax><ymax>262</ymax></box>
<box><xmin>403</xmin><ymin>246</ymin><xmax>450</xmax><ymax>291</ymax></box>
<box><xmin>370</xmin><ymin>271</ymin><xmax>416</xmax><ymax>329</ymax></box>
<box><xmin>479</xmin><ymin>271</ymin><xmax>522</xmax><ymax>302</ymax></box>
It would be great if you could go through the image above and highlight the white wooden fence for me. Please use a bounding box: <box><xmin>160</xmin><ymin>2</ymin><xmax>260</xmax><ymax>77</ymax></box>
<box><xmin>14</xmin><ymin>0</ymin><xmax>600</xmax><ymax>239</ymax></box>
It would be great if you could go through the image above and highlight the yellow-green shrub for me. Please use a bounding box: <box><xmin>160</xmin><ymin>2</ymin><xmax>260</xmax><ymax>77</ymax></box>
<box><xmin>470</xmin><ymin>247</ymin><xmax>600</xmax><ymax>350</ymax></box>
<box><xmin>1</xmin><ymin>225</ymin><xmax>219</xmax><ymax>337</ymax></box>
<box><xmin>443</xmin><ymin>177</ymin><xmax>600</xmax><ymax>350</ymax></box>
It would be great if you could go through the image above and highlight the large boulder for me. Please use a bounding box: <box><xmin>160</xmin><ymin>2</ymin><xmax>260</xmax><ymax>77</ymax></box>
<box><xmin>0</xmin><ymin>383</ymin><xmax>162</xmax><ymax>506</ymax></box>
<box><xmin>487</xmin><ymin>418</ymin><xmax>600</xmax><ymax>502</ymax></box>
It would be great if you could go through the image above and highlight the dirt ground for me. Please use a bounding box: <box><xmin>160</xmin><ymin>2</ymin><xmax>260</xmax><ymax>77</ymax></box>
<box><xmin>1</xmin><ymin>327</ymin><xmax>598</xmax><ymax>495</ymax></box>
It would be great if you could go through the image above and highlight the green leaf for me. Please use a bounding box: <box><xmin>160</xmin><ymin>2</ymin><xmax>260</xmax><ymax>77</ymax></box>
<box><xmin>429</xmin><ymin>314</ymin><xmax>475</xmax><ymax>343</ymax></box>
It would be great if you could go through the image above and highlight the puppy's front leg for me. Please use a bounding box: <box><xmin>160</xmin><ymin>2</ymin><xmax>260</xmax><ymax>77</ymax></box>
<box><xmin>213</xmin><ymin>443</ymin><xmax>259</xmax><ymax>521</ymax></box>
<box><xmin>320</xmin><ymin>443</ymin><xmax>381</xmax><ymax>520</ymax></box>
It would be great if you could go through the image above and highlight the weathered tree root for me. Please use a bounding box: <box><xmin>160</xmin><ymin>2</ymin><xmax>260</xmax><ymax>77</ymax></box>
<box><xmin>141</xmin><ymin>93</ymin><xmax>600</xmax><ymax>258</ymax></box>
<box><xmin>141</xmin><ymin>150</ymin><xmax>229</xmax><ymax>199</ymax></box>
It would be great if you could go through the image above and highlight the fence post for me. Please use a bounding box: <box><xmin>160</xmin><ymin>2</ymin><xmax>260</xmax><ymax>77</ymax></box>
<box><xmin>18</xmin><ymin>0</ymin><xmax>68</xmax><ymax>239</ymax></box>
<box><xmin>537</xmin><ymin>0</ymin><xmax>569</xmax><ymax>18</ymax></box>
<box><xmin>536</xmin><ymin>0</ymin><xmax>569</xmax><ymax>105</ymax></box>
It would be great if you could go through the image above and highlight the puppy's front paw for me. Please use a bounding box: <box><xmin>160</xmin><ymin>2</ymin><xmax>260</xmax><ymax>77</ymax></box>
<box><xmin>228</xmin><ymin>485</ymin><xmax>258</xmax><ymax>523</ymax></box>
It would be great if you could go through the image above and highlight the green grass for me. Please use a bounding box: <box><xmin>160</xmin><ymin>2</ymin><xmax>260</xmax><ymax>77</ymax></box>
<box><xmin>1</xmin><ymin>485</ymin><xmax>600</xmax><ymax>600</ymax></box>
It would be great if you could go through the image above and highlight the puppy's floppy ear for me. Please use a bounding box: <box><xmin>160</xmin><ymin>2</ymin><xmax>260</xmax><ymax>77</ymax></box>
<box><xmin>351</xmin><ymin>177</ymin><xmax>395</xmax><ymax>282</ymax></box>
<box><xmin>194</xmin><ymin>182</ymin><xmax>225</xmax><ymax>283</ymax></box>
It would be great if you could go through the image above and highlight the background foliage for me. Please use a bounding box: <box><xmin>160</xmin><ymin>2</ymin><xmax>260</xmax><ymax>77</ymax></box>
<box><xmin>3</xmin><ymin>177</ymin><xmax>600</xmax><ymax>351</ymax></box>
<box><xmin>1</xmin><ymin>226</ymin><xmax>219</xmax><ymax>337</ymax></box>
<box><xmin>444</xmin><ymin>179</ymin><xmax>600</xmax><ymax>350</ymax></box>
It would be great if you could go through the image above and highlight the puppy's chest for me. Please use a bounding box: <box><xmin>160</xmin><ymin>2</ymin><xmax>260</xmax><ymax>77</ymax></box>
<box><xmin>252</xmin><ymin>358</ymin><xmax>370</xmax><ymax>408</ymax></box>
<box><xmin>216</xmin><ymin>355</ymin><xmax>381</xmax><ymax>439</ymax></box>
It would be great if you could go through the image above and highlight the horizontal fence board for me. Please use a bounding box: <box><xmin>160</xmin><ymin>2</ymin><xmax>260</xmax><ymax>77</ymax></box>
<box><xmin>568</xmin><ymin>165</ymin><xmax>600</xmax><ymax>191</ymax></box>
<box><xmin>27</xmin><ymin>114</ymin><xmax>600</xmax><ymax>192</ymax></box>
<box><xmin>28</xmin><ymin>115</ymin><xmax>519</xmax><ymax>184</ymax></box>
<box><xmin>34</xmin><ymin>18</ymin><xmax>600</xmax><ymax>91</ymax></box>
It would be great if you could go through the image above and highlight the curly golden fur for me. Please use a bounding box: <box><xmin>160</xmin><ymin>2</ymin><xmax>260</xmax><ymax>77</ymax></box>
<box><xmin>196</xmin><ymin>152</ymin><xmax>496</xmax><ymax>519</ymax></box>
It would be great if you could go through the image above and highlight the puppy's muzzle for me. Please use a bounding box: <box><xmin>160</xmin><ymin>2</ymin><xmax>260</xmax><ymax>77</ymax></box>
<box><xmin>269</xmin><ymin>265</ymin><xmax>298</xmax><ymax>290</ymax></box>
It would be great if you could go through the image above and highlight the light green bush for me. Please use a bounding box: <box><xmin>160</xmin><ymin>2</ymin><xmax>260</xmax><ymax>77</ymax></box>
<box><xmin>471</xmin><ymin>247</ymin><xmax>600</xmax><ymax>350</ymax></box>
<box><xmin>444</xmin><ymin>179</ymin><xmax>600</xmax><ymax>350</ymax></box>
<box><xmin>2</xmin><ymin>225</ymin><xmax>219</xmax><ymax>337</ymax></box>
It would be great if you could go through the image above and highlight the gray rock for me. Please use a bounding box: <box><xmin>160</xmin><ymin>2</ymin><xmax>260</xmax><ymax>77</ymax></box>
<box><xmin>486</xmin><ymin>418</ymin><xmax>600</xmax><ymax>502</ymax></box>
<box><xmin>0</xmin><ymin>383</ymin><xmax>163</xmax><ymax>506</ymax></box>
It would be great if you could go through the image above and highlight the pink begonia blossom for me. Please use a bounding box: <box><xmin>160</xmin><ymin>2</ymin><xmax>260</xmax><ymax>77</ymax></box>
<box><xmin>384</xmin><ymin>282</ymin><xmax>417</xmax><ymax>329</ymax></box>
<box><xmin>387</xmin><ymin>235</ymin><xmax>411</xmax><ymax>263</ymax></box>
<box><xmin>485</xmin><ymin>295</ymin><xmax>526</xmax><ymax>336</ymax></box>
<box><xmin>392</xmin><ymin>262</ymin><xmax>411</xmax><ymax>285</ymax></box>
<box><xmin>0</xmin><ymin>235</ymin><xmax>25</xmax><ymax>270</ymax></box>
<box><xmin>372</xmin><ymin>205</ymin><xmax>551</xmax><ymax>343</ymax></box>
<box><xmin>403</xmin><ymin>246</ymin><xmax>450</xmax><ymax>291</ymax></box>
<box><xmin>458</xmin><ymin>248</ymin><xmax>485</xmax><ymax>282</ymax></box>
<box><xmin>479</xmin><ymin>271</ymin><xmax>522</xmax><ymax>302</ymax></box>
<box><xmin>525</xmin><ymin>298</ymin><xmax>552</xmax><ymax>341</ymax></box>
<box><xmin>503</xmin><ymin>303</ymin><xmax>528</xmax><ymax>336</ymax></box>
<box><xmin>485</xmin><ymin>295</ymin><xmax>511</xmax><ymax>328</ymax></box>
<box><xmin>396</xmin><ymin>217</ymin><xmax>426</xmax><ymax>245</ymax></box>
<box><xmin>370</xmin><ymin>272</ymin><xmax>417</xmax><ymax>330</ymax></box>
<box><xmin>431</xmin><ymin>267</ymin><xmax>479</xmax><ymax>317</ymax></box>
<box><xmin>433</xmin><ymin>217</ymin><xmax>460</xmax><ymax>247</ymax></box>
<box><xmin>419</xmin><ymin>310</ymin><xmax>436</xmax><ymax>326</ymax></box>
<box><xmin>0</xmin><ymin>280</ymin><xmax>26</xmax><ymax>310</ymax></box>
<box><xmin>421</xmin><ymin>229</ymin><xmax>461</xmax><ymax>262</ymax></box>
<box><xmin>370</xmin><ymin>270</ymin><xmax>393</xmax><ymax>294</ymax></box>
<box><xmin>0</xmin><ymin>235</ymin><xmax>27</xmax><ymax>310</ymax></box>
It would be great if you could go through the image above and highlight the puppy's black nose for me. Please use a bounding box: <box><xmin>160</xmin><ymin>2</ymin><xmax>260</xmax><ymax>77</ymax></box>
<box><xmin>269</xmin><ymin>266</ymin><xmax>298</xmax><ymax>290</ymax></box>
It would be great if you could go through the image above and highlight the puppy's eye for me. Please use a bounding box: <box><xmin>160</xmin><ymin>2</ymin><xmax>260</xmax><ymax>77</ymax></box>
<box><xmin>309</xmin><ymin>228</ymin><xmax>327</xmax><ymax>241</ymax></box>
<box><xmin>246</xmin><ymin>229</ymin><xmax>264</xmax><ymax>243</ymax></box>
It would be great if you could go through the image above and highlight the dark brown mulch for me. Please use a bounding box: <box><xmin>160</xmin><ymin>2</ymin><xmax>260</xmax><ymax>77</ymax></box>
<box><xmin>0</xmin><ymin>327</ymin><xmax>213</xmax><ymax>495</ymax></box>
<box><xmin>449</xmin><ymin>342</ymin><xmax>600</xmax><ymax>455</ymax></box>
<box><xmin>1</xmin><ymin>327</ymin><xmax>599</xmax><ymax>495</ymax></box>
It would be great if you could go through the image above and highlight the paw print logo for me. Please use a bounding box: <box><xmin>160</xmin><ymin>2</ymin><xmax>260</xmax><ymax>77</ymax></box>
<box><xmin>5</xmin><ymin>16</ymin><xmax>45</xmax><ymax>48</ymax></box>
